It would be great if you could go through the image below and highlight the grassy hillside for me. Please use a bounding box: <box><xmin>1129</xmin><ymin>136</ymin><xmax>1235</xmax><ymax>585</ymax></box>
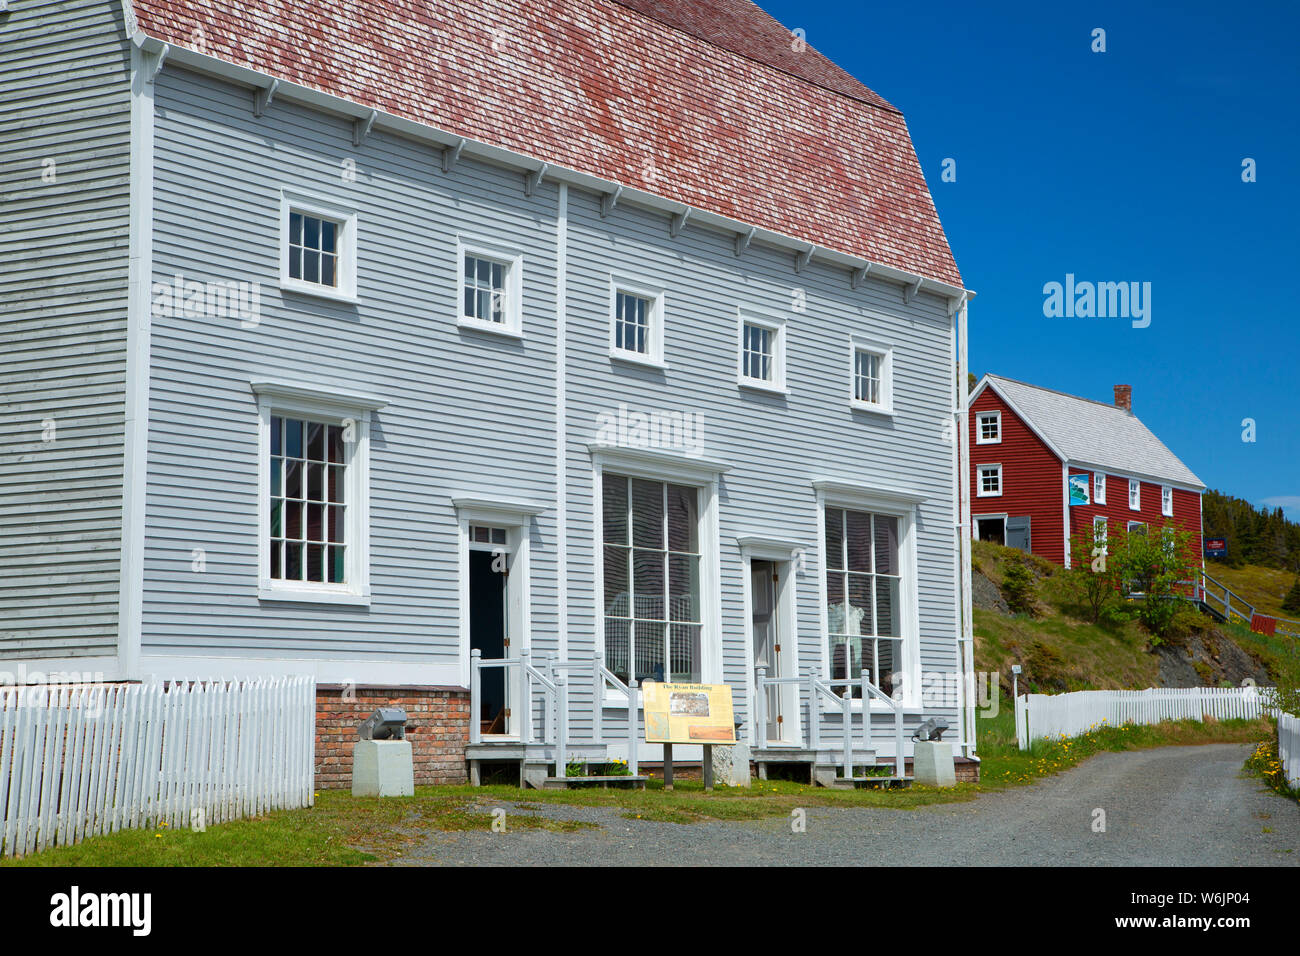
<box><xmin>970</xmin><ymin>541</ymin><xmax>1294</xmax><ymax>694</ymax></box>
<box><xmin>1206</xmin><ymin>562</ymin><xmax>1300</xmax><ymax>622</ymax></box>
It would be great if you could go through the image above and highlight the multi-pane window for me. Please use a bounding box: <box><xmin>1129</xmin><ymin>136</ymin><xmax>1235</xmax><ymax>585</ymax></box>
<box><xmin>614</xmin><ymin>291</ymin><xmax>651</xmax><ymax>355</ymax></box>
<box><xmin>825</xmin><ymin>508</ymin><xmax>901</xmax><ymax>698</ymax></box>
<box><xmin>602</xmin><ymin>474</ymin><xmax>701</xmax><ymax>685</ymax></box>
<box><xmin>1161</xmin><ymin>485</ymin><xmax>1173</xmax><ymax>516</ymax></box>
<box><xmin>1093</xmin><ymin>515</ymin><xmax>1108</xmax><ymax>552</ymax></box>
<box><xmin>269</xmin><ymin>416</ymin><xmax>346</xmax><ymax>584</ymax></box>
<box><xmin>977</xmin><ymin>464</ymin><xmax>1002</xmax><ymax>496</ymax></box>
<box><xmin>288</xmin><ymin>212</ymin><xmax>339</xmax><ymax>287</ymax></box>
<box><xmin>462</xmin><ymin>254</ymin><xmax>507</xmax><ymax>325</ymax></box>
<box><xmin>1094</xmin><ymin>473</ymin><xmax>1107</xmax><ymax>504</ymax></box>
<box><xmin>977</xmin><ymin>411</ymin><xmax>1000</xmax><ymax>443</ymax></box>
<box><xmin>1129</xmin><ymin>478</ymin><xmax>1141</xmax><ymax>510</ymax></box>
<box><xmin>470</xmin><ymin>525</ymin><xmax>507</xmax><ymax>546</ymax></box>
<box><xmin>741</xmin><ymin>322</ymin><xmax>773</xmax><ymax>383</ymax></box>
<box><xmin>854</xmin><ymin>350</ymin><xmax>882</xmax><ymax>405</ymax></box>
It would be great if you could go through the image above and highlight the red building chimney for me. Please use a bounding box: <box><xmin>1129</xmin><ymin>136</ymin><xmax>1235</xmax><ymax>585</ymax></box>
<box><xmin>1114</xmin><ymin>384</ymin><xmax>1132</xmax><ymax>412</ymax></box>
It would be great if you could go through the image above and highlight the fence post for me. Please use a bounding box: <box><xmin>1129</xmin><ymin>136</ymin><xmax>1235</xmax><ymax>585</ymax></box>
<box><xmin>520</xmin><ymin>649</ymin><xmax>532</xmax><ymax>744</ymax></box>
<box><xmin>469</xmin><ymin>649</ymin><xmax>482</xmax><ymax>745</ymax></box>
<box><xmin>627</xmin><ymin>679</ymin><xmax>638</xmax><ymax>778</ymax></box>
<box><xmin>841</xmin><ymin>690</ymin><xmax>852</xmax><ymax>779</ymax></box>
<box><xmin>754</xmin><ymin>666</ymin><xmax>767</xmax><ymax>749</ymax></box>
<box><xmin>808</xmin><ymin>666</ymin><xmax>820</xmax><ymax>751</ymax></box>
<box><xmin>556</xmin><ymin>675</ymin><xmax>568</xmax><ymax>779</ymax></box>
<box><xmin>592</xmin><ymin>652</ymin><xmax>604</xmax><ymax>745</ymax></box>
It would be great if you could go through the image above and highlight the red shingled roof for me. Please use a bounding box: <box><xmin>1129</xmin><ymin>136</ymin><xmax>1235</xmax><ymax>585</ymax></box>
<box><xmin>128</xmin><ymin>0</ymin><xmax>962</xmax><ymax>287</ymax></box>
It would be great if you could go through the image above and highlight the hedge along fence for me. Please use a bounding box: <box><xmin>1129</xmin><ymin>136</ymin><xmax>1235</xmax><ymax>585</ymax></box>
<box><xmin>1014</xmin><ymin>686</ymin><xmax>1274</xmax><ymax>750</ymax></box>
<box><xmin>0</xmin><ymin>677</ymin><xmax>315</xmax><ymax>857</ymax></box>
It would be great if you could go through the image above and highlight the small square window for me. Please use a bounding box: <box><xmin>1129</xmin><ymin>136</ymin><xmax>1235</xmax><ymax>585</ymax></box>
<box><xmin>280</xmin><ymin>192</ymin><xmax>357</xmax><ymax>302</ymax></box>
<box><xmin>849</xmin><ymin>338</ymin><xmax>892</xmax><ymax>413</ymax></box>
<box><xmin>976</xmin><ymin>411</ymin><xmax>1001</xmax><ymax>443</ymax></box>
<box><xmin>737</xmin><ymin>312</ymin><xmax>786</xmax><ymax>392</ymax></box>
<box><xmin>977</xmin><ymin>464</ymin><xmax>1002</xmax><ymax>497</ymax></box>
<box><xmin>609</xmin><ymin>280</ymin><xmax>665</xmax><ymax>366</ymax></box>
<box><xmin>457</xmin><ymin>240</ymin><xmax>523</xmax><ymax>336</ymax></box>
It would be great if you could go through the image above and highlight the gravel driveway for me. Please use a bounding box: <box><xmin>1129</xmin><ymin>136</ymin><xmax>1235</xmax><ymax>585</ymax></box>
<box><xmin>392</xmin><ymin>744</ymin><xmax>1298</xmax><ymax>866</ymax></box>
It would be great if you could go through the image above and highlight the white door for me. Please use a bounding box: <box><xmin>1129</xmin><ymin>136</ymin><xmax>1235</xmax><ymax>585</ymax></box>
<box><xmin>751</xmin><ymin>560</ymin><xmax>787</xmax><ymax>743</ymax></box>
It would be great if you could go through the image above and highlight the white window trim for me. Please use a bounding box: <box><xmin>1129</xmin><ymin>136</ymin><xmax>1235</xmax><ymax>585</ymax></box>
<box><xmin>279</xmin><ymin>190</ymin><xmax>358</xmax><ymax>304</ymax></box>
<box><xmin>812</xmin><ymin>480</ymin><xmax>924</xmax><ymax>713</ymax></box>
<box><xmin>590</xmin><ymin>445</ymin><xmax>728</xmax><ymax>706</ymax></box>
<box><xmin>252</xmin><ymin>381</ymin><xmax>385</xmax><ymax>605</ymax></box>
<box><xmin>608</xmin><ymin>275</ymin><xmax>668</xmax><ymax>369</ymax></box>
<box><xmin>1093</xmin><ymin>515</ymin><xmax>1108</xmax><ymax>552</ymax></box>
<box><xmin>976</xmin><ymin>463</ymin><xmax>1003</xmax><ymax>497</ymax></box>
<box><xmin>456</xmin><ymin>236</ymin><xmax>525</xmax><ymax>338</ymax></box>
<box><xmin>974</xmin><ymin>409</ymin><xmax>1001</xmax><ymax>444</ymax></box>
<box><xmin>1094</xmin><ymin>472</ymin><xmax>1107</xmax><ymax>505</ymax></box>
<box><xmin>736</xmin><ymin>308</ymin><xmax>788</xmax><ymax>395</ymax></box>
<box><xmin>1161</xmin><ymin>484</ymin><xmax>1173</xmax><ymax>517</ymax></box>
<box><xmin>1129</xmin><ymin>478</ymin><xmax>1141</xmax><ymax>511</ymax></box>
<box><xmin>848</xmin><ymin>335</ymin><xmax>894</xmax><ymax>415</ymax></box>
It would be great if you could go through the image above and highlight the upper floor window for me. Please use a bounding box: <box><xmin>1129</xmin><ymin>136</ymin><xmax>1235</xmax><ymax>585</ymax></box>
<box><xmin>976</xmin><ymin>411</ymin><xmax>1001</xmax><ymax>443</ymax></box>
<box><xmin>457</xmin><ymin>239</ymin><xmax>523</xmax><ymax>336</ymax></box>
<box><xmin>1128</xmin><ymin>478</ymin><xmax>1141</xmax><ymax>511</ymax></box>
<box><xmin>609</xmin><ymin>279</ymin><xmax>666</xmax><ymax>366</ymax></box>
<box><xmin>280</xmin><ymin>191</ymin><xmax>357</xmax><ymax>302</ymax></box>
<box><xmin>1093</xmin><ymin>514</ymin><xmax>1108</xmax><ymax>551</ymax></box>
<box><xmin>737</xmin><ymin>312</ymin><xmax>786</xmax><ymax>393</ymax></box>
<box><xmin>849</xmin><ymin>337</ymin><xmax>893</xmax><ymax>413</ymax></box>
<box><xmin>1161</xmin><ymin>485</ymin><xmax>1173</xmax><ymax>516</ymax></box>
<box><xmin>977</xmin><ymin>464</ymin><xmax>1002</xmax><ymax>497</ymax></box>
<box><xmin>1094</xmin><ymin>473</ymin><xmax>1107</xmax><ymax>504</ymax></box>
<box><xmin>824</xmin><ymin>507</ymin><xmax>902</xmax><ymax>699</ymax></box>
<box><xmin>601</xmin><ymin>474</ymin><xmax>702</xmax><ymax>685</ymax></box>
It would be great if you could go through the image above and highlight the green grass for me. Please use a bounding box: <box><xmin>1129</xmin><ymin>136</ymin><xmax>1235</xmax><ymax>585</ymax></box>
<box><xmin>1207</xmin><ymin>563</ymin><xmax>1300</xmax><ymax>623</ymax></box>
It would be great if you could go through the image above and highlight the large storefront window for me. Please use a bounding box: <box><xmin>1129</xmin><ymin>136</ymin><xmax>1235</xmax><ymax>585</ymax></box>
<box><xmin>825</xmin><ymin>507</ymin><xmax>901</xmax><ymax>698</ymax></box>
<box><xmin>603</xmin><ymin>474</ymin><xmax>702</xmax><ymax>684</ymax></box>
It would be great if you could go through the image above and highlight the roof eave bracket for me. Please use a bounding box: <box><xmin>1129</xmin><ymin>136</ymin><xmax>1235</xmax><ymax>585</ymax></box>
<box><xmin>524</xmin><ymin>162</ymin><xmax>549</xmax><ymax>197</ymax></box>
<box><xmin>669</xmin><ymin>208</ymin><xmax>691</xmax><ymax>238</ymax></box>
<box><xmin>253</xmin><ymin>78</ymin><xmax>279</xmax><ymax>118</ymax></box>
<box><xmin>146</xmin><ymin>43</ymin><xmax>169</xmax><ymax>83</ymax></box>
<box><xmin>352</xmin><ymin>109</ymin><xmax>378</xmax><ymax>147</ymax></box>
<box><xmin>600</xmin><ymin>185</ymin><xmax>623</xmax><ymax>218</ymax></box>
<box><xmin>794</xmin><ymin>244</ymin><xmax>815</xmax><ymax>274</ymax></box>
<box><xmin>735</xmin><ymin>226</ymin><xmax>756</xmax><ymax>257</ymax></box>
<box><xmin>851</xmin><ymin>263</ymin><xmax>872</xmax><ymax>290</ymax></box>
<box><xmin>441</xmin><ymin>138</ymin><xmax>467</xmax><ymax>174</ymax></box>
<box><xmin>903</xmin><ymin>276</ymin><xmax>923</xmax><ymax>305</ymax></box>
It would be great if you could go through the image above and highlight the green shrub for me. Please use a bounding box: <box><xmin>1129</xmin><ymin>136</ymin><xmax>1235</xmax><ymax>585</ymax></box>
<box><xmin>1001</xmin><ymin>560</ymin><xmax>1038</xmax><ymax>616</ymax></box>
<box><xmin>1282</xmin><ymin>578</ymin><xmax>1300</xmax><ymax>614</ymax></box>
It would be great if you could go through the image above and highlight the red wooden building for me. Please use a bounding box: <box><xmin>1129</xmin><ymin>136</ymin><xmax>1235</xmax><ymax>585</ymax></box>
<box><xmin>967</xmin><ymin>375</ymin><xmax>1204</xmax><ymax>566</ymax></box>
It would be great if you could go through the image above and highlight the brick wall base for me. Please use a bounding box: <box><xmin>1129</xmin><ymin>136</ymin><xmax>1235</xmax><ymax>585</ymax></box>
<box><xmin>315</xmin><ymin>685</ymin><xmax>470</xmax><ymax>789</ymax></box>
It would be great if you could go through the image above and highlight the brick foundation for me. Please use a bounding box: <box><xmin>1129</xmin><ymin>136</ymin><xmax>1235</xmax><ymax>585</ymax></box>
<box><xmin>315</xmin><ymin>685</ymin><xmax>470</xmax><ymax>789</ymax></box>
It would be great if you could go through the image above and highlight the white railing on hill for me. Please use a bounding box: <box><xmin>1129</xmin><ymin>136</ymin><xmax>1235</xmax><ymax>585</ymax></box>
<box><xmin>0</xmin><ymin>676</ymin><xmax>315</xmax><ymax>858</ymax></box>
<box><xmin>1015</xmin><ymin>686</ymin><xmax>1273</xmax><ymax>749</ymax></box>
<box><xmin>1280</xmin><ymin>713</ymin><xmax>1300</xmax><ymax>789</ymax></box>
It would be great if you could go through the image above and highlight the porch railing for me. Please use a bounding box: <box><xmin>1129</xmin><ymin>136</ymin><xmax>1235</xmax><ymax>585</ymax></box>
<box><xmin>469</xmin><ymin>649</ymin><xmax>640</xmax><ymax>777</ymax></box>
<box><xmin>754</xmin><ymin>665</ymin><xmax>908</xmax><ymax>781</ymax></box>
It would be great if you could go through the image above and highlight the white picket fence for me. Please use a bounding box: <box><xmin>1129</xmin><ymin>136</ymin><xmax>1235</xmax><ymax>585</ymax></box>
<box><xmin>0</xmin><ymin>676</ymin><xmax>315</xmax><ymax>857</ymax></box>
<box><xmin>1015</xmin><ymin>686</ymin><xmax>1274</xmax><ymax>749</ymax></box>
<box><xmin>1280</xmin><ymin>713</ymin><xmax>1300</xmax><ymax>789</ymax></box>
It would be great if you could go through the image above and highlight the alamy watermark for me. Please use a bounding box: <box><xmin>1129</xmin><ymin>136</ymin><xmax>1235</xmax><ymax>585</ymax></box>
<box><xmin>152</xmin><ymin>273</ymin><xmax>261</xmax><ymax>328</ymax></box>
<box><xmin>595</xmin><ymin>402</ymin><xmax>704</xmax><ymax>457</ymax></box>
<box><xmin>1043</xmin><ymin>273</ymin><xmax>1151</xmax><ymax>328</ymax></box>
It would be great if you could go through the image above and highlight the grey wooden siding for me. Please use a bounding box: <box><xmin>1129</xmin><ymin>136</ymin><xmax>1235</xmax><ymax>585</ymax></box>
<box><xmin>143</xmin><ymin>61</ymin><xmax>961</xmax><ymax>743</ymax></box>
<box><xmin>0</xmin><ymin>0</ymin><xmax>132</xmax><ymax>659</ymax></box>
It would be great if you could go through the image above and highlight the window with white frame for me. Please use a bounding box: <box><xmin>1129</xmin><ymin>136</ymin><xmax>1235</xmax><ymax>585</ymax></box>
<box><xmin>457</xmin><ymin>239</ymin><xmax>523</xmax><ymax>335</ymax></box>
<box><xmin>977</xmin><ymin>464</ymin><xmax>1002</xmax><ymax>497</ymax></box>
<box><xmin>737</xmin><ymin>312</ymin><xmax>785</xmax><ymax>391</ymax></box>
<box><xmin>1093</xmin><ymin>515</ymin><xmax>1108</xmax><ymax>552</ymax></box>
<box><xmin>254</xmin><ymin>384</ymin><xmax>377</xmax><ymax>604</ymax></box>
<box><xmin>1094</xmin><ymin>472</ymin><xmax>1107</xmax><ymax>504</ymax></box>
<box><xmin>976</xmin><ymin>411</ymin><xmax>1001</xmax><ymax>443</ymax></box>
<box><xmin>602</xmin><ymin>474</ymin><xmax>701</xmax><ymax>685</ymax></box>
<box><xmin>1129</xmin><ymin>478</ymin><xmax>1141</xmax><ymax>510</ymax></box>
<box><xmin>280</xmin><ymin>192</ymin><xmax>357</xmax><ymax>301</ymax></box>
<box><xmin>609</xmin><ymin>280</ymin><xmax>665</xmax><ymax>365</ymax></box>
<box><xmin>848</xmin><ymin>337</ymin><xmax>892</xmax><ymax>413</ymax></box>
<box><xmin>824</xmin><ymin>507</ymin><xmax>902</xmax><ymax>699</ymax></box>
<box><xmin>1161</xmin><ymin>485</ymin><xmax>1173</xmax><ymax>516</ymax></box>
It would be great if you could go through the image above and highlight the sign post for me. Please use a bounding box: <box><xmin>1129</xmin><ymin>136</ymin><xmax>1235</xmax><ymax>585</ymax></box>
<box><xmin>642</xmin><ymin>682</ymin><xmax>735</xmax><ymax>793</ymax></box>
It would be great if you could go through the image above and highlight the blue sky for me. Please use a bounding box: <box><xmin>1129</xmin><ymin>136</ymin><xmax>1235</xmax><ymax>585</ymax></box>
<box><xmin>762</xmin><ymin>0</ymin><xmax>1300</xmax><ymax>517</ymax></box>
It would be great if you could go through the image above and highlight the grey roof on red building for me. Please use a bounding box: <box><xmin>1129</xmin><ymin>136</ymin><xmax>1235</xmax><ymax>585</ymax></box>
<box><xmin>979</xmin><ymin>375</ymin><xmax>1204</xmax><ymax>489</ymax></box>
<box><xmin>125</xmin><ymin>0</ymin><xmax>962</xmax><ymax>287</ymax></box>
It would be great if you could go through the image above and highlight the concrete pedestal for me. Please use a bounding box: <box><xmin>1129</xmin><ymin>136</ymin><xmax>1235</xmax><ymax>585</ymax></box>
<box><xmin>352</xmin><ymin>739</ymin><xmax>415</xmax><ymax>797</ymax></box>
<box><xmin>912</xmin><ymin>739</ymin><xmax>956</xmax><ymax>787</ymax></box>
<box><xmin>710</xmin><ymin>742</ymin><xmax>751</xmax><ymax>787</ymax></box>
